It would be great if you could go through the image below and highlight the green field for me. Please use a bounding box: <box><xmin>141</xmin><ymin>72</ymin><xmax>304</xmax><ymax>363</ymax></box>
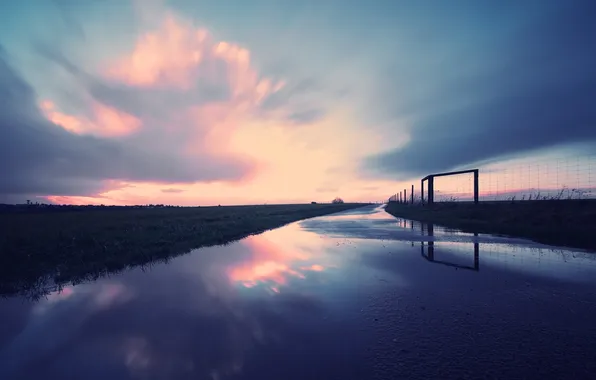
<box><xmin>0</xmin><ymin>203</ymin><xmax>366</xmax><ymax>299</ymax></box>
<box><xmin>385</xmin><ymin>200</ymin><xmax>596</xmax><ymax>251</ymax></box>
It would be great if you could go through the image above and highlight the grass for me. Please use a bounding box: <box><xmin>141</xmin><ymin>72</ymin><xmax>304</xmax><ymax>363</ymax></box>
<box><xmin>430</xmin><ymin>186</ymin><xmax>592</xmax><ymax>203</ymax></box>
<box><xmin>0</xmin><ymin>203</ymin><xmax>366</xmax><ymax>299</ymax></box>
<box><xmin>385</xmin><ymin>199</ymin><xmax>596</xmax><ymax>251</ymax></box>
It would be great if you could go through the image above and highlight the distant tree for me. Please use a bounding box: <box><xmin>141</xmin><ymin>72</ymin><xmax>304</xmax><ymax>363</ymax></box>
<box><xmin>331</xmin><ymin>197</ymin><xmax>344</xmax><ymax>204</ymax></box>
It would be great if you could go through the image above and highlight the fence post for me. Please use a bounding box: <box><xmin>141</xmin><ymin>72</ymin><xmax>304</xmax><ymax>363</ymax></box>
<box><xmin>473</xmin><ymin>170</ymin><xmax>479</xmax><ymax>204</ymax></box>
<box><xmin>411</xmin><ymin>184</ymin><xmax>414</xmax><ymax>204</ymax></box>
<box><xmin>421</xmin><ymin>180</ymin><xmax>424</xmax><ymax>204</ymax></box>
<box><xmin>428</xmin><ymin>176</ymin><xmax>434</xmax><ymax>204</ymax></box>
<box><xmin>404</xmin><ymin>189</ymin><xmax>407</xmax><ymax>205</ymax></box>
<box><xmin>428</xmin><ymin>223</ymin><xmax>435</xmax><ymax>259</ymax></box>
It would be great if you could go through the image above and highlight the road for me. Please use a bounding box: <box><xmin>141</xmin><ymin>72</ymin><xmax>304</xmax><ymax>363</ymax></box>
<box><xmin>1</xmin><ymin>204</ymin><xmax>595</xmax><ymax>379</ymax></box>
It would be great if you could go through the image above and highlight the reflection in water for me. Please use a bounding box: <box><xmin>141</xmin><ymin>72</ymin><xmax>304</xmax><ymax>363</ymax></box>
<box><xmin>392</xmin><ymin>215</ymin><xmax>596</xmax><ymax>282</ymax></box>
<box><xmin>1</xmin><ymin>205</ymin><xmax>596</xmax><ymax>379</ymax></box>
<box><xmin>420</xmin><ymin>223</ymin><xmax>480</xmax><ymax>271</ymax></box>
<box><xmin>0</xmin><ymin>283</ymin><xmax>134</xmax><ymax>379</ymax></box>
<box><xmin>227</xmin><ymin>223</ymin><xmax>329</xmax><ymax>292</ymax></box>
<box><xmin>0</xmin><ymin>220</ymin><xmax>357</xmax><ymax>380</ymax></box>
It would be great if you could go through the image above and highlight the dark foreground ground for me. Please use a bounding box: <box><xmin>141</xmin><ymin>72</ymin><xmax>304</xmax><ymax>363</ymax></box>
<box><xmin>385</xmin><ymin>200</ymin><xmax>596</xmax><ymax>251</ymax></box>
<box><xmin>0</xmin><ymin>203</ymin><xmax>365</xmax><ymax>298</ymax></box>
<box><xmin>1</xmin><ymin>205</ymin><xmax>595</xmax><ymax>379</ymax></box>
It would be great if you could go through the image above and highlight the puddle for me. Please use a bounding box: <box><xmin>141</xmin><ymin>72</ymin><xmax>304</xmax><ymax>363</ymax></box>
<box><xmin>1</xmin><ymin>205</ymin><xmax>595</xmax><ymax>379</ymax></box>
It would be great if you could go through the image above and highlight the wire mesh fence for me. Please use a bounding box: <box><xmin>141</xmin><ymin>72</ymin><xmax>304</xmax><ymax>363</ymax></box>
<box><xmin>388</xmin><ymin>152</ymin><xmax>596</xmax><ymax>203</ymax></box>
<box><xmin>478</xmin><ymin>153</ymin><xmax>596</xmax><ymax>201</ymax></box>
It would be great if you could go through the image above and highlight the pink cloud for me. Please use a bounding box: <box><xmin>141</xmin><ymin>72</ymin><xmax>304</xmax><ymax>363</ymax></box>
<box><xmin>97</xmin><ymin>12</ymin><xmax>287</xmax><ymax>154</ymax></box>
<box><xmin>40</xmin><ymin>100</ymin><xmax>86</xmax><ymax>134</ymax></box>
<box><xmin>40</xmin><ymin>99</ymin><xmax>140</xmax><ymax>137</ymax></box>
<box><xmin>40</xmin><ymin>8</ymin><xmax>285</xmax><ymax>146</ymax></box>
<box><xmin>32</xmin><ymin>10</ymin><xmax>283</xmax><ymax>201</ymax></box>
<box><xmin>301</xmin><ymin>264</ymin><xmax>325</xmax><ymax>272</ymax></box>
<box><xmin>87</xmin><ymin>12</ymin><xmax>283</xmax><ymax>157</ymax></box>
<box><xmin>31</xmin><ymin>6</ymin><xmax>399</xmax><ymax>206</ymax></box>
<box><xmin>104</xmin><ymin>15</ymin><xmax>202</xmax><ymax>88</ymax></box>
<box><xmin>103</xmin><ymin>13</ymin><xmax>284</xmax><ymax>107</ymax></box>
<box><xmin>93</xmin><ymin>102</ymin><xmax>141</xmax><ymax>136</ymax></box>
<box><xmin>46</xmin><ymin>195</ymin><xmax>129</xmax><ymax>206</ymax></box>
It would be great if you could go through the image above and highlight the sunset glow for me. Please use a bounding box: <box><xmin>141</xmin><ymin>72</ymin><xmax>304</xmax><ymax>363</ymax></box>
<box><xmin>1</xmin><ymin>0</ymin><xmax>594</xmax><ymax>205</ymax></box>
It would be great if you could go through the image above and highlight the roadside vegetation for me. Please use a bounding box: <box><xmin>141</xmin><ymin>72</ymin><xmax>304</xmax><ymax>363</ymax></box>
<box><xmin>385</xmin><ymin>199</ymin><xmax>596</xmax><ymax>251</ymax></box>
<box><xmin>0</xmin><ymin>202</ymin><xmax>365</xmax><ymax>299</ymax></box>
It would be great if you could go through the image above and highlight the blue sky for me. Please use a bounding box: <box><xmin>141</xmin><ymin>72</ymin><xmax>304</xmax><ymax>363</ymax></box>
<box><xmin>1</xmin><ymin>0</ymin><xmax>594</xmax><ymax>204</ymax></box>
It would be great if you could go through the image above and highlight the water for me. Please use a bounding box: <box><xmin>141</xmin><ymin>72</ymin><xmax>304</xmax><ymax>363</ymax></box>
<box><xmin>1</xmin><ymin>205</ymin><xmax>596</xmax><ymax>379</ymax></box>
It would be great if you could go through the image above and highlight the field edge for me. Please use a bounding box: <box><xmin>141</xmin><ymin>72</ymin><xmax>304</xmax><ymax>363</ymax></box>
<box><xmin>0</xmin><ymin>203</ymin><xmax>369</xmax><ymax>299</ymax></box>
<box><xmin>384</xmin><ymin>200</ymin><xmax>596</xmax><ymax>252</ymax></box>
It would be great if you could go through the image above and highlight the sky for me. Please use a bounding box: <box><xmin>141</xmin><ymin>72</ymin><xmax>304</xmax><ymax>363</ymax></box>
<box><xmin>1</xmin><ymin>0</ymin><xmax>595</xmax><ymax>205</ymax></box>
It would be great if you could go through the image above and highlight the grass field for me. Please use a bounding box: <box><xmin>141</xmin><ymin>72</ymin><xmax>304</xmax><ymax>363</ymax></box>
<box><xmin>385</xmin><ymin>200</ymin><xmax>596</xmax><ymax>251</ymax></box>
<box><xmin>0</xmin><ymin>203</ymin><xmax>366</xmax><ymax>299</ymax></box>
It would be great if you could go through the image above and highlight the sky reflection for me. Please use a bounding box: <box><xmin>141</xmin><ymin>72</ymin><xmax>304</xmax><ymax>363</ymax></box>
<box><xmin>228</xmin><ymin>223</ymin><xmax>331</xmax><ymax>292</ymax></box>
<box><xmin>0</xmin><ymin>213</ymin><xmax>370</xmax><ymax>379</ymax></box>
<box><xmin>1</xmin><ymin>205</ymin><xmax>596</xmax><ymax>379</ymax></box>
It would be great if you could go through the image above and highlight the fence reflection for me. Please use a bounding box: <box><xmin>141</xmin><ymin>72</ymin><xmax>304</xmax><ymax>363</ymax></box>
<box><xmin>419</xmin><ymin>222</ymin><xmax>480</xmax><ymax>271</ymax></box>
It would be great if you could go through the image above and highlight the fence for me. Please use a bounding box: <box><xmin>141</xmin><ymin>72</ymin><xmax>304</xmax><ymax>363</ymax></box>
<box><xmin>387</xmin><ymin>153</ymin><xmax>596</xmax><ymax>204</ymax></box>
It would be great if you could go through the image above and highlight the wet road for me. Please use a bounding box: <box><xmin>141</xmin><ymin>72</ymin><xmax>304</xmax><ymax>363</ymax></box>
<box><xmin>1</xmin><ymin>205</ymin><xmax>596</xmax><ymax>379</ymax></box>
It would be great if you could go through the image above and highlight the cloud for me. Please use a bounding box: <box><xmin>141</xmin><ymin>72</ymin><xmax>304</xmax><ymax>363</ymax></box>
<box><xmin>4</xmin><ymin>6</ymin><xmax>352</xmax><ymax>204</ymax></box>
<box><xmin>6</xmin><ymin>5</ymin><xmax>351</xmax><ymax>203</ymax></box>
<box><xmin>50</xmin><ymin>0</ymin><xmax>86</xmax><ymax>40</ymax></box>
<box><xmin>0</xmin><ymin>48</ymin><xmax>257</xmax><ymax>202</ymax></box>
<box><xmin>34</xmin><ymin>14</ymin><xmax>282</xmax><ymax>139</ymax></box>
<box><xmin>161</xmin><ymin>188</ymin><xmax>184</xmax><ymax>194</ymax></box>
<box><xmin>287</xmin><ymin>108</ymin><xmax>327</xmax><ymax>125</ymax></box>
<box><xmin>258</xmin><ymin>75</ymin><xmax>331</xmax><ymax>125</ymax></box>
<box><xmin>40</xmin><ymin>99</ymin><xmax>141</xmax><ymax>137</ymax></box>
<box><xmin>363</xmin><ymin>1</ymin><xmax>596</xmax><ymax>179</ymax></box>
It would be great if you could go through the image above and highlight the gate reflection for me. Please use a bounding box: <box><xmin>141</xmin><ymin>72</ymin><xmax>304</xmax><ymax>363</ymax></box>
<box><xmin>420</xmin><ymin>223</ymin><xmax>480</xmax><ymax>271</ymax></box>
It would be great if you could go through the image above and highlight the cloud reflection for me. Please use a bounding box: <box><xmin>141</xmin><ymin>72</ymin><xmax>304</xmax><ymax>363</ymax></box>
<box><xmin>0</xmin><ymin>283</ymin><xmax>133</xmax><ymax>379</ymax></box>
<box><xmin>0</xmin><ymin>212</ymin><xmax>362</xmax><ymax>379</ymax></box>
<box><xmin>227</xmin><ymin>224</ymin><xmax>329</xmax><ymax>292</ymax></box>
